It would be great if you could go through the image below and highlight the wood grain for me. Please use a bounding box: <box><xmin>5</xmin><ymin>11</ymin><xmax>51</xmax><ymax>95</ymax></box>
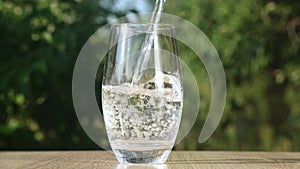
<box><xmin>0</xmin><ymin>151</ymin><xmax>299</xmax><ymax>169</ymax></box>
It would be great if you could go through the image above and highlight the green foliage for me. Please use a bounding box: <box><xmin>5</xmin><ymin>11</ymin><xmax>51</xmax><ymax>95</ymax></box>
<box><xmin>165</xmin><ymin>0</ymin><xmax>300</xmax><ymax>151</ymax></box>
<box><xmin>0</xmin><ymin>0</ymin><xmax>106</xmax><ymax>149</ymax></box>
<box><xmin>1</xmin><ymin>0</ymin><xmax>300</xmax><ymax>151</ymax></box>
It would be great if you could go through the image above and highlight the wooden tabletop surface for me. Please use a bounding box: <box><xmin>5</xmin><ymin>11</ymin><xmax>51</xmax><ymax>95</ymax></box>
<box><xmin>0</xmin><ymin>151</ymin><xmax>299</xmax><ymax>169</ymax></box>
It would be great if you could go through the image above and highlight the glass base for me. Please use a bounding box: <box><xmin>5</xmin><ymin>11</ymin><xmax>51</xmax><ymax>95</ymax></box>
<box><xmin>114</xmin><ymin>149</ymin><xmax>171</xmax><ymax>164</ymax></box>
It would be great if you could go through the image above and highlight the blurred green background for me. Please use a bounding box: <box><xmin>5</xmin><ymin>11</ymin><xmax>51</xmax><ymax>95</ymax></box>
<box><xmin>0</xmin><ymin>0</ymin><xmax>299</xmax><ymax>151</ymax></box>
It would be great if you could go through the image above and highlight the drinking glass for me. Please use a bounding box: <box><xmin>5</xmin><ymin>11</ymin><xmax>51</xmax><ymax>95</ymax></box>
<box><xmin>102</xmin><ymin>23</ymin><xmax>183</xmax><ymax>164</ymax></box>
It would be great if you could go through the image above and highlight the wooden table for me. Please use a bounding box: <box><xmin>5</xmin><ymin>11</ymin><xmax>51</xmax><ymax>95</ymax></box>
<box><xmin>0</xmin><ymin>151</ymin><xmax>299</xmax><ymax>169</ymax></box>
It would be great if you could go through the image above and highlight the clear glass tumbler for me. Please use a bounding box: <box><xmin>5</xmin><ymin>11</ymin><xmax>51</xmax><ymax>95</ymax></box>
<box><xmin>102</xmin><ymin>23</ymin><xmax>183</xmax><ymax>164</ymax></box>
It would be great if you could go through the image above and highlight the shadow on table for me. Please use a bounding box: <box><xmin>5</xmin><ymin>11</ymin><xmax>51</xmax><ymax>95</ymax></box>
<box><xmin>115</xmin><ymin>164</ymin><xmax>168</xmax><ymax>169</ymax></box>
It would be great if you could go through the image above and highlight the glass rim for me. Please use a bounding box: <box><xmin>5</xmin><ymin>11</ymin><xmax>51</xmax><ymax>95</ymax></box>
<box><xmin>111</xmin><ymin>23</ymin><xmax>175</xmax><ymax>31</ymax></box>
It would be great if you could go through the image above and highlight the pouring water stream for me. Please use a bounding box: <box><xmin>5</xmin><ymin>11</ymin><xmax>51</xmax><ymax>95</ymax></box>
<box><xmin>131</xmin><ymin>0</ymin><xmax>166</xmax><ymax>88</ymax></box>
